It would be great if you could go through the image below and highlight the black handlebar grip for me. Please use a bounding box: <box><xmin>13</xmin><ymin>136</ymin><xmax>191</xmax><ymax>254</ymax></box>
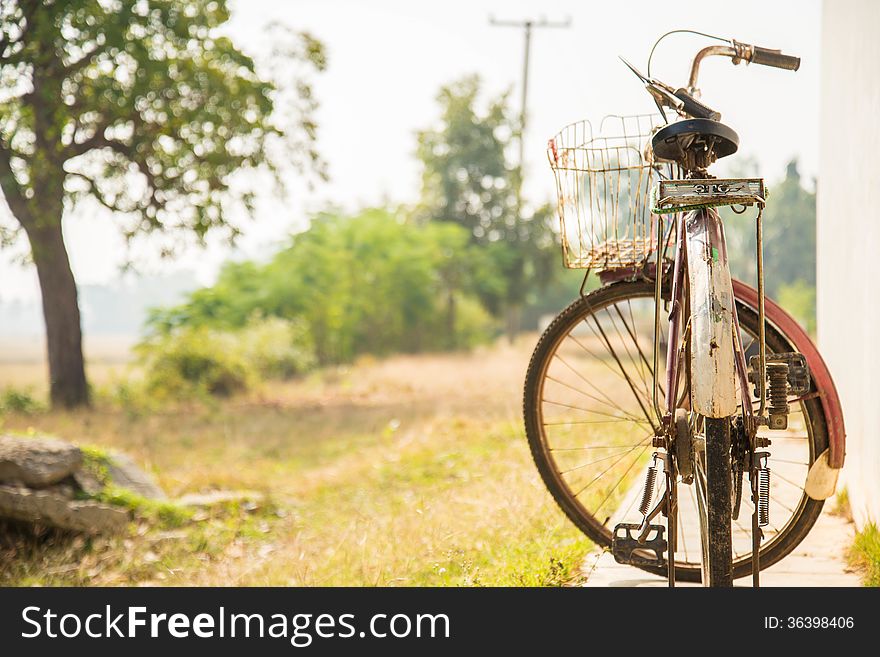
<box><xmin>750</xmin><ymin>46</ymin><xmax>801</xmax><ymax>71</ymax></box>
<box><xmin>673</xmin><ymin>88</ymin><xmax>721</xmax><ymax>121</ymax></box>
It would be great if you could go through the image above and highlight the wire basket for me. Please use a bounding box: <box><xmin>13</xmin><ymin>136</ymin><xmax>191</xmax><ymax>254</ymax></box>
<box><xmin>547</xmin><ymin>114</ymin><xmax>676</xmax><ymax>270</ymax></box>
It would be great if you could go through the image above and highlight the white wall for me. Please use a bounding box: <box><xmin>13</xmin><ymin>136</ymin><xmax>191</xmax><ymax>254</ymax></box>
<box><xmin>818</xmin><ymin>0</ymin><xmax>880</xmax><ymax>528</ymax></box>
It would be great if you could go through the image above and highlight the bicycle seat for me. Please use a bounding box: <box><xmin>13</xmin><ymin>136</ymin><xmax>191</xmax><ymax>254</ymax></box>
<box><xmin>651</xmin><ymin>119</ymin><xmax>739</xmax><ymax>167</ymax></box>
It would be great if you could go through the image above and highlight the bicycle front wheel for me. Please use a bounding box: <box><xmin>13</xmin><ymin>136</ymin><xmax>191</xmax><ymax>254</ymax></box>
<box><xmin>523</xmin><ymin>279</ymin><xmax>829</xmax><ymax>582</ymax></box>
<box><xmin>700</xmin><ymin>417</ymin><xmax>733</xmax><ymax>587</ymax></box>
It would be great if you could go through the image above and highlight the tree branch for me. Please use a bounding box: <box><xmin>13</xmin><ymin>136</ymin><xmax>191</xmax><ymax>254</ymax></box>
<box><xmin>0</xmin><ymin>142</ymin><xmax>30</xmax><ymax>226</ymax></box>
<box><xmin>66</xmin><ymin>130</ymin><xmax>132</xmax><ymax>160</ymax></box>
<box><xmin>67</xmin><ymin>172</ymin><xmax>144</xmax><ymax>214</ymax></box>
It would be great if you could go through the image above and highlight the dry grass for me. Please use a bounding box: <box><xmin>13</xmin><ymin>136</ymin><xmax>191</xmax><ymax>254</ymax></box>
<box><xmin>0</xmin><ymin>336</ymin><xmax>592</xmax><ymax>586</ymax></box>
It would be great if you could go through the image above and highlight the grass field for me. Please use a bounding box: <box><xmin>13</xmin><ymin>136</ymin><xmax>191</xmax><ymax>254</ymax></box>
<box><xmin>0</xmin><ymin>337</ymin><xmax>593</xmax><ymax>586</ymax></box>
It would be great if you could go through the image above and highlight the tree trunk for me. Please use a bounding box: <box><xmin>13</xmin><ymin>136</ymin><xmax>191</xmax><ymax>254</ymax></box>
<box><xmin>24</xmin><ymin>221</ymin><xmax>90</xmax><ymax>408</ymax></box>
<box><xmin>446</xmin><ymin>290</ymin><xmax>457</xmax><ymax>349</ymax></box>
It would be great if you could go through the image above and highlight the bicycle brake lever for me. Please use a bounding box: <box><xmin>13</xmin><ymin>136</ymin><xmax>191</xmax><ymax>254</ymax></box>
<box><xmin>619</xmin><ymin>57</ymin><xmax>684</xmax><ymax>112</ymax></box>
<box><xmin>646</xmin><ymin>82</ymin><xmax>684</xmax><ymax>111</ymax></box>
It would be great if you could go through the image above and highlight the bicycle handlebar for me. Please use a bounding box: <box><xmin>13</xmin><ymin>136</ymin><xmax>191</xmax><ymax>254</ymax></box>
<box><xmin>687</xmin><ymin>39</ymin><xmax>800</xmax><ymax>94</ymax></box>
<box><xmin>749</xmin><ymin>45</ymin><xmax>801</xmax><ymax>71</ymax></box>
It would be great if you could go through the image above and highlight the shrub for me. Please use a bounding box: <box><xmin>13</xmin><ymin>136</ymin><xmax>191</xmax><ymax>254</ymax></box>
<box><xmin>138</xmin><ymin>327</ymin><xmax>254</xmax><ymax>400</ymax></box>
<box><xmin>0</xmin><ymin>387</ymin><xmax>45</xmax><ymax>415</ymax></box>
<box><xmin>238</xmin><ymin>316</ymin><xmax>316</xmax><ymax>379</ymax></box>
<box><xmin>137</xmin><ymin>316</ymin><xmax>316</xmax><ymax>399</ymax></box>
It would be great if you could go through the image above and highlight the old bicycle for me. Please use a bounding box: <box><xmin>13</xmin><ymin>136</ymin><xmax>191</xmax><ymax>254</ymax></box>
<box><xmin>523</xmin><ymin>32</ymin><xmax>846</xmax><ymax>587</ymax></box>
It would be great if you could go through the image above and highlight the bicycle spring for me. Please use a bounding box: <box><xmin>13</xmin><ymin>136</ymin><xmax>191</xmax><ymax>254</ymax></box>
<box><xmin>757</xmin><ymin>467</ymin><xmax>771</xmax><ymax>527</ymax></box>
<box><xmin>766</xmin><ymin>363</ymin><xmax>789</xmax><ymax>417</ymax></box>
<box><xmin>638</xmin><ymin>458</ymin><xmax>659</xmax><ymax>516</ymax></box>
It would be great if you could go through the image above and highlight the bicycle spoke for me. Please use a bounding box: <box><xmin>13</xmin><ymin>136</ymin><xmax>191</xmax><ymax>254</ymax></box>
<box><xmin>543</xmin><ymin>419</ymin><xmax>649</xmax><ymax>427</ymax></box>
<box><xmin>773</xmin><ymin>469</ymin><xmax>806</xmax><ymax>493</ymax></box>
<box><xmin>769</xmin><ymin>494</ymin><xmax>797</xmax><ymax>516</ymax></box>
<box><xmin>542</xmin><ymin>398</ymin><xmax>644</xmax><ymax>423</ymax></box>
<box><xmin>550</xmin><ymin>444</ymin><xmax>652</xmax><ymax>451</ymax></box>
<box><xmin>557</xmin><ymin>445</ymin><xmax>646</xmax><ymax>476</ymax></box>
<box><xmin>678</xmin><ymin>506</ymin><xmax>689</xmax><ymax>563</ymax></box>
<box><xmin>770</xmin><ymin>457</ymin><xmax>809</xmax><ymax>466</ymax></box>
<box><xmin>572</xmin><ymin>436</ymin><xmax>652</xmax><ymax>499</ymax></box>
<box><xmin>543</xmin><ymin>373</ymin><xmax>645</xmax><ymax>423</ymax></box>
<box><xmin>592</xmin><ymin>445</ymin><xmax>652</xmax><ymax>516</ymax></box>
<box><xmin>581</xmin><ymin>312</ymin><xmax>658</xmax><ymax>432</ymax></box>
<box><xmin>552</xmin><ymin>352</ymin><xmax>637</xmax><ymax>416</ymax></box>
<box><xmin>606</xmin><ymin>305</ymin><xmax>654</xmax><ymax>405</ymax></box>
<box><xmin>623</xmin><ymin>298</ymin><xmax>667</xmax><ymax>401</ymax></box>
<box><xmin>525</xmin><ymin>279</ymin><xmax>824</xmax><ymax>580</ymax></box>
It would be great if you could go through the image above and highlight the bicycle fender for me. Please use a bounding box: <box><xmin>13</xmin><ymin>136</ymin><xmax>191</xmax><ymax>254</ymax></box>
<box><xmin>684</xmin><ymin>208</ymin><xmax>738</xmax><ymax>418</ymax></box>
<box><xmin>731</xmin><ymin>279</ymin><xmax>846</xmax><ymax>472</ymax></box>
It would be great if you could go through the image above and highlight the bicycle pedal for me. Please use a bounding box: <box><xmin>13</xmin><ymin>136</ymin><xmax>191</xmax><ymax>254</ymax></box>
<box><xmin>748</xmin><ymin>352</ymin><xmax>810</xmax><ymax>396</ymax></box>
<box><xmin>611</xmin><ymin>523</ymin><xmax>667</xmax><ymax>568</ymax></box>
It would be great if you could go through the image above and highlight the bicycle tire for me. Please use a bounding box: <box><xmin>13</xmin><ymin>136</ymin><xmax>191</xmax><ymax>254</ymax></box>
<box><xmin>703</xmin><ymin>416</ymin><xmax>733</xmax><ymax>586</ymax></box>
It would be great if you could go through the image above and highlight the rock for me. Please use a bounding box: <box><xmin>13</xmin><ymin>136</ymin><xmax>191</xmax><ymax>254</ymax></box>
<box><xmin>0</xmin><ymin>484</ymin><xmax>129</xmax><ymax>533</ymax></box>
<box><xmin>0</xmin><ymin>435</ymin><xmax>82</xmax><ymax>487</ymax></box>
<box><xmin>105</xmin><ymin>453</ymin><xmax>166</xmax><ymax>500</ymax></box>
<box><xmin>72</xmin><ymin>469</ymin><xmax>104</xmax><ymax>496</ymax></box>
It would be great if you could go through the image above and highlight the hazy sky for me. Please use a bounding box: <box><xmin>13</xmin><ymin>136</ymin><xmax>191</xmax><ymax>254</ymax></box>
<box><xmin>0</xmin><ymin>0</ymin><xmax>820</xmax><ymax>303</ymax></box>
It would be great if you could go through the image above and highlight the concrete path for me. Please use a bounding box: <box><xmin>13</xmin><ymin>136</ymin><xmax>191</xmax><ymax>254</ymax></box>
<box><xmin>581</xmin><ymin>506</ymin><xmax>861</xmax><ymax>587</ymax></box>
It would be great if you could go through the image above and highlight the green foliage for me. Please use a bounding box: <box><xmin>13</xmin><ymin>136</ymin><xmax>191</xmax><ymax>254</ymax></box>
<box><xmin>147</xmin><ymin>209</ymin><xmax>496</xmax><ymax>367</ymax></box>
<box><xmin>138</xmin><ymin>326</ymin><xmax>255</xmax><ymax>399</ymax></box>
<box><xmin>416</xmin><ymin>76</ymin><xmax>517</xmax><ymax>234</ymax></box>
<box><xmin>850</xmin><ymin>523</ymin><xmax>880</xmax><ymax>587</ymax></box>
<box><xmin>724</xmin><ymin>161</ymin><xmax>816</xmax><ymax>293</ymax></box>
<box><xmin>138</xmin><ymin>315</ymin><xmax>316</xmax><ymax>400</ymax></box>
<box><xmin>0</xmin><ymin>0</ymin><xmax>326</xmax><ymax>245</ymax></box>
<box><xmin>722</xmin><ymin>159</ymin><xmax>816</xmax><ymax>331</ymax></box>
<box><xmin>415</xmin><ymin>76</ymin><xmax>558</xmax><ymax>327</ymax></box>
<box><xmin>0</xmin><ymin>1</ymin><xmax>327</xmax><ymax>408</ymax></box>
<box><xmin>0</xmin><ymin>387</ymin><xmax>45</xmax><ymax>415</ymax></box>
<box><xmin>777</xmin><ymin>280</ymin><xmax>817</xmax><ymax>335</ymax></box>
<box><xmin>238</xmin><ymin>316</ymin><xmax>316</xmax><ymax>380</ymax></box>
<box><xmin>96</xmin><ymin>487</ymin><xmax>193</xmax><ymax>528</ymax></box>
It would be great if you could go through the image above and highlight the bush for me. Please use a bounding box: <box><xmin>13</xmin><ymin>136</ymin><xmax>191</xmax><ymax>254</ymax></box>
<box><xmin>137</xmin><ymin>316</ymin><xmax>316</xmax><ymax>400</ymax></box>
<box><xmin>0</xmin><ymin>387</ymin><xmax>45</xmax><ymax>415</ymax></box>
<box><xmin>238</xmin><ymin>316</ymin><xmax>315</xmax><ymax>379</ymax></box>
<box><xmin>138</xmin><ymin>327</ymin><xmax>254</xmax><ymax>400</ymax></box>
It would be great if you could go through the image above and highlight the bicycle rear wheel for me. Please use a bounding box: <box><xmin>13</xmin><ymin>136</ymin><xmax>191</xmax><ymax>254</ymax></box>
<box><xmin>523</xmin><ymin>279</ymin><xmax>828</xmax><ymax>582</ymax></box>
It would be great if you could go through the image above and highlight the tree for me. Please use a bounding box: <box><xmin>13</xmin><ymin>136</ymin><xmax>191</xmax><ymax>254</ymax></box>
<box><xmin>0</xmin><ymin>1</ymin><xmax>325</xmax><ymax>407</ymax></box>
<box><xmin>725</xmin><ymin>159</ymin><xmax>816</xmax><ymax>296</ymax></box>
<box><xmin>723</xmin><ymin>159</ymin><xmax>817</xmax><ymax>331</ymax></box>
<box><xmin>415</xmin><ymin>75</ymin><xmax>557</xmax><ymax>337</ymax></box>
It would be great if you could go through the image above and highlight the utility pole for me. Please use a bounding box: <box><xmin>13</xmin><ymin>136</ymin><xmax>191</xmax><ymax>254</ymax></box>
<box><xmin>489</xmin><ymin>15</ymin><xmax>571</xmax><ymax>206</ymax></box>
